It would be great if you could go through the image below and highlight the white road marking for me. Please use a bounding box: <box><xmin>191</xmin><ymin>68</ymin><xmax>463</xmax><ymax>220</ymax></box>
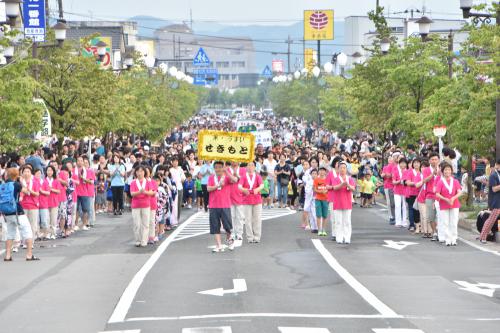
<box><xmin>182</xmin><ymin>327</ymin><xmax>232</xmax><ymax>333</ymax></box>
<box><xmin>457</xmin><ymin>237</ymin><xmax>500</xmax><ymax>257</ymax></box>
<box><xmin>173</xmin><ymin>208</ymin><xmax>296</xmax><ymax>243</ymax></box>
<box><xmin>279</xmin><ymin>327</ymin><xmax>331</xmax><ymax>333</ymax></box>
<box><xmin>312</xmin><ymin>239</ymin><xmax>400</xmax><ymax>318</ymax></box>
<box><xmin>99</xmin><ymin>330</ymin><xmax>141</xmax><ymax>333</ymax></box>
<box><xmin>382</xmin><ymin>240</ymin><xmax>418</xmax><ymax>251</ymax></box>
<box><xmin>107</xmin><ymin>212</ymin><xmax>202</xmax><ymax>324</ymax></box>
<box><xmin>125</xmin><ymin>313</ymin><xmax>394</xmax><ymax>322</ymax></box>
<box><xmin>0</xmin><ymin>249</ymin><xmax>5</xmax><ymax>256</ymax></box>
<box><xmin>198</xmin><ymin>279</ymin><xmax>247</xmax><ymax>297</ymax></box>
<box><xmin>372</xmin><ymin>328</ymin><xmax>425</xmax><ymax>333</ymax></box>
<box><xmin>454</xmin><ymin>280</ymin><xmax>500</xmax><ymax>297</ymax></box>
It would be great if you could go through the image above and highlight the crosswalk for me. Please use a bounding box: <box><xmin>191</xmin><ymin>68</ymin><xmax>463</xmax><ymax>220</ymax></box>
<box><xmin>101</xmin><ymin>328</ymin><xmax>425</xmax><ymax>333</ymax></box>
<box><xmin>172</xmin><ymin>208</ymin><xmax>296</xmax><ymax>242</ymax></box>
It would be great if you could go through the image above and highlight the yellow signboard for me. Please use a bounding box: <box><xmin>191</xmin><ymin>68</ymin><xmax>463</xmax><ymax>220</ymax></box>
<box><xmin>304</xmin><ymin>48</ymin><xmax>317</xmax><ymax>71</ymax></box>
<box><xmin>304</xmin><ymin>10</ymin><xmax>334</xmax><ymax>41</ymax></box>
<box><xmin>198</xmin><ymin>130</ymin><xmax>255</xmax><ymax>163</ymax></box>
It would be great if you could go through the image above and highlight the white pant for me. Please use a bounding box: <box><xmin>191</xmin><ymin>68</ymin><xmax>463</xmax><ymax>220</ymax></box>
<box><xmin>231</xmin><ymin>205</ymin><xmax>245</xmax><ymax>239</ymax></box>
<box><xmin>329</xmin><ymin>202</ymin><xmax>336</xmax><ymax>236</ymax></box>
<box><xmin>334</xmin><ymin>209</ymin><xmax>352</xmax><ymax>243</ymax></box>
<box><xmin>440</xmin><ymin>208</ymin><xmax>459</xmax><ymax>245</ymax></box>
<box><xmin>149</xmin><ymin>209</ymin><xmax>156</xmax><ymax>239</ymax></box>
<box><xmin>244</xmin><ymin>204</ymin><xmax>262</xmax><ymax>242</ymax></box>
<box><xmin>304</xmin><ymin>193</ymin><xmax>317</xmax><ymax>230</ymax></box>
<box><xmin>132</xmin><ymin>208</ymin><xmax>150</xmax><ymax>246</ymax></box>
<box><xmin>394</xmin><ymin>194</ymin><xmax>408</xmax><ymax>227</ymax></box>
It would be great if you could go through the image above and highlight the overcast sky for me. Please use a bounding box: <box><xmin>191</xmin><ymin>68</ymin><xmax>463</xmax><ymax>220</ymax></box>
<box><xmin>57</xmin><ymin>0</ymin><xmax>493</xmax><ymax>24</ymax></box>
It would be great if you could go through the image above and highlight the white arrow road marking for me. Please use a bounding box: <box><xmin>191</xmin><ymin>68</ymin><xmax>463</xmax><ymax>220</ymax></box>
<box><xmin>454</xmin><ymin>281</ymin><xmax>500</xmax><ymax>297</ymax></box>
<box><xmin>182</xmin><ymin>327</ymin><xmax>232</xmax><ymax>333</ymax></box>
<box><xmin>383</xmin><ymin>240</ymin><xmax>418</xmax><ymax>251</ymax></box>
<box><xmin>198</xmin><ymin>279</ymin><xmax>247</xmax><ymax>297</ymax></box>
<box><xmin>279</xmin><ymin>327</ymin><xmax>331</xmax><ymax>333</ymax></box>
<box><xmin>372</xmin><ymin>329</ymin><xmax>425</xmax><ymax>333</ymax></box>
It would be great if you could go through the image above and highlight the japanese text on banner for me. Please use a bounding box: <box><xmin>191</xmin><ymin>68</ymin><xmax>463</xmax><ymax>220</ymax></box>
<box><xmin>198</xmin><ymin>130</ymin><xmax>255</xmax><ymax>163</ymax></box>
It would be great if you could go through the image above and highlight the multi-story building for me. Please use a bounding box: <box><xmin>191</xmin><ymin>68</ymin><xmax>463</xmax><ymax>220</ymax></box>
<box><xmin>154</xmin><ymin>24</ymin><xmax>257</xmax><ymax>89</ymax></box>
<box><xmin>344</xmin><ymin>16</ymin><xmax>467</xmax><ymax>67</ymax></box>
<box><xmin>66</xmin><ymin>20</ymin><xmax>138</xmax><ymax>69</ymax></box>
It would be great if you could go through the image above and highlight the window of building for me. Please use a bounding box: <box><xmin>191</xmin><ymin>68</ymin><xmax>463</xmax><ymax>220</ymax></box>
<box><xmin>216</xmin><ymin>61</ymin><xmax>230</xmax><ymax>68</ymax></box>
<box><xmin>232</xmin><ymin>61</ymin><xmax>245</xmax><ymax>68</ymax></box>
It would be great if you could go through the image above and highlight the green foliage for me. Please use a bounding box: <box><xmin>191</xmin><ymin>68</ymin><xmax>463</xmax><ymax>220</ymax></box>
<box><xmin>0</xmin><ymin>59</ymin><xmax>44</xmax><ymax>153</ymax></box>
<box><xmin>268</xmin><ymin>79</ymin><xmax>321</xmax><ymax>120</ymax></box>
<box><xmin>319</xmin><ymin>76</ymin><xmax>355</xmax><ymax>135</ymax></box>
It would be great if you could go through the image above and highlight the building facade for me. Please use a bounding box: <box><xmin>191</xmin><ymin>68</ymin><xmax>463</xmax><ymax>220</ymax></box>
<box><xmin>155</xmin><ymin>24</ymin><xmax>257</xmax><ymax>89</ymax></box>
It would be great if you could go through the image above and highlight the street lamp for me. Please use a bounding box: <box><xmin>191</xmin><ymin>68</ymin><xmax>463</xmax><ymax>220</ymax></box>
<box><xmin>337</xmin><ymin>52</ymin><xmax>347</xmax><ymax>77</ymax></box>
<box><xmin>323</xmin><ymin>61</ymin><xmax>333</xmax><ymax>74</ymax></box>
<box><xmin>433</xmin><ymin>125</ymin><xmax>447</xmax><ymax>159</ymax></box>
<box><xmin>4</xmin><ymin>0</ymin><xmax>21</xmax><ymax>27</ymax></box>
<box><xmin>380</xmin><ymin>37</ymin><xmax>391</xmax><ymax>54</ymax></box>
<box><xmin>416</xmin><ymin>16</ymin><xmax>433</xmax><ymax>41</ymax></box>
<box><xmin>4</xmin><ymin>42</ymin><xmax>14</xmax><ymax>63</ymax></box>
<box><xmin>53</xmin><ymin>21</ymin><xmax>68</xmax><ymax>47</ymax></box>
<box><xmin>96</xmin><ymin>41</ymin><xmax>107</xmax><ymax>62</ymax></box>
<box><xmin>312</xmin><ymin>66</ymin><xmax>321</xmax><ymax>78</ymax></box>
<box><xmin>293</xmin><ymin>70</ymin><xmax>301</xmax><ymax>80</ymax></box>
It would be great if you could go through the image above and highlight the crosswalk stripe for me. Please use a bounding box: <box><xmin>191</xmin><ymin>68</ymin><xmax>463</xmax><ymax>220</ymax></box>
<box><xmin>372</xmin><ymin>328</ymin><xmax>425</xmax><ymax>333</ymax></box>
<box><xmin>182</xmin><ymin>327</ymin><xmax>232</xmax><ymax>333</ymax></box>
<box><xmin>99</xmin><ymin>330</ymin><xmax>141</xmax><ymax>333</ymax></box>
<box><xmin>278</xmin><ymin>328</ymin><xmax>331</xmax><ymax>332</ymax></box>
<box><xmin>172</xmin><ymin>209</ymin><xmax>296</xmax><ymax>242</ymax></box>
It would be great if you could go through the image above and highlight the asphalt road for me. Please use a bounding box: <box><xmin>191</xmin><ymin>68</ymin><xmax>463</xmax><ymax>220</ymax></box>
<box><xmin>1</xmin><ymin>205</ymin><xmax>499</xmax><ymax>333</ymax></box>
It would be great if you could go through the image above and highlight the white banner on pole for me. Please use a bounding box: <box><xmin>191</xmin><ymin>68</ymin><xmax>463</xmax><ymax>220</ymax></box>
<box><xmin>251</xmin><ymin>130</ymin><xmax>272</xmax><ymax>148</ymax></box>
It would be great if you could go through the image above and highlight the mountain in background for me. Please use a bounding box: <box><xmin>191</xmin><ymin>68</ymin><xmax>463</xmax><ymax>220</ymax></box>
<box><xmin>131</xmin><ymin>15</ymin><xmax>345</xmax><ymax>72</ymax></box>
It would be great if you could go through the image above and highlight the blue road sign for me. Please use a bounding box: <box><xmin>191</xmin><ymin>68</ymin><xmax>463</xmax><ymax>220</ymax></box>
<box><xmin>262</xmin><ymin>65</ymin><xmax>273</xmax><ymax>78</ymax></box>
<box><xmin>23</xmin><ymin>0</ymin><xmax>46</xmax><ymax>42</ymax></box>
<box><xmin>193</xmin><ymin>47</ymin><xmax>211</xmax><ymax>66</ymax></box>
<box><xmin>193</xmin><ymin>68</ymin><xmax>218</xmax><ymax>85</ymax></box>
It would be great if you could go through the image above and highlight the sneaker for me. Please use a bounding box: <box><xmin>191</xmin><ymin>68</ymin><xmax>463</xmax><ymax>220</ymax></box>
<box><xmin>135</xmin><ymin>242</ymin><xmax>141</xmax><ymax>247</ymax></box>
<box><xmin>12</xmin><ymin>247</ymin><xmax>19</xmax><ymax>253</ymax></box>
<box><xmin>311</xmin><ymin>229</ymin><xmax>318</xmax><ymax>234</ymax></box>
<box><xmin>82</xmin><ymin>226</ymin><xmax>90</xmax><ymax>231</ymax></box>
<box><xmin>212</xmin><ymin>246</ymin><xmax>225</xmax><ymax>253</ymax></box>
<box><xmin>74</xmin><ymin>225</ymin><xmax>80</xmax><ymax>231</ymax></box>
<box><xmin>187</xmin><ymin>204</ymin><xmax>192</xmax><ymax>209</ymax></box>
<box><xmin>480</xmin><ymin>239</ymin><xmax>487</xmax><ymax>244</ymax></box>
<box><xmin>431</xmin><ymin>234</ymin><xmax>438</xmax><ymax>242</ymax></box>
<box><xmin>153</xmin><ymin>236</ymin><xmax>159</xmax><ymax>243</ymax></box>
<box><xmin>226</xmin><ymin>239</ymin><xmax>235</xmax><ymax>251</ymax></box>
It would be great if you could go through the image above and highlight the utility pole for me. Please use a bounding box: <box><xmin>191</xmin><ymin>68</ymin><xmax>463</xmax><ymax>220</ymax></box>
<box><xmin>317</xmin><ymin>40</ymin><xmax>321</xmax><ymax>67</ymax></box>
<box><xmin>58</xmin><ymin>0</ymin><xmax>64</xmax><ymax>20</ymax></box>
<box><xmin>285</xmin><ymin>35</ymin><xmax>292</xmax><ymax>73</ymax></box>
<box><xmin>172</xmin><ymin>34</ymin><xmax>176</xmax><ymax>64</ymax></box>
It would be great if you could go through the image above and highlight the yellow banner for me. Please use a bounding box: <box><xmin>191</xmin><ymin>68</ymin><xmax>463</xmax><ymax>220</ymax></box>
<box><xmin>197</xmin><ymin>130</ymin><xmax>255</xmax><ymax>163</ymax></box>
<box><xmin>304</xmin><ymin>10</ymin><xmax>334</xmax><ymax>41</ymax></box>
<box><xmin>305</xmin><ymin>48</ymin><xmax>317</xmax><ymax>71</ymax></box>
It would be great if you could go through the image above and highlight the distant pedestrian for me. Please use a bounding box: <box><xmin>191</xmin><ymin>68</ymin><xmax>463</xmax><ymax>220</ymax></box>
<box><xmin>479</xmin><ymin>159</ymin><xmax>500</xmax><ymax>244</ymax></box>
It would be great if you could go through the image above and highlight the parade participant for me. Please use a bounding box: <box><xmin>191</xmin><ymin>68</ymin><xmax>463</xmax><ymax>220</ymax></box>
<box><xmin>199</xmin><ymin>160</ymin><xmax>213</xmax><ymax>212</ymax></box>
<box><xmin>435</xmin><ymin>163</ymin><xmax>462</xmax><ymax>246</ymax></box>
<box><xmin>304</xmin><ymin>167</ymin><xmax>318</xmax><ymax>232</ymax></box>
<box><xmin>422</xmin><ymin>153</ymin><xmax>440</xmax><ymax>241</ymax></box>
<box><xmin>314</xmin><ymin>167</ymin><xmax>329</xmax><ymax>236</ymax></box>
<box><xmin>1</xmin><ymin>168</ymin><xmax>39</xmax><ymax>261</ymax></box>
<box><xmin>74</xmin><ymin>156</ymin><xmax>92</xmax><ymax>231</ymax></box>
<box><xmin>39</xmin><ymin>166</ymin><xmax>60</xmax><ymax>240</ymax></box>
<box><xmin>83</xmin><ymin>158</ymin><xmax>96</xmax><ymax>227</ymax></box>
<box><xmin>207</xmin><ymin>161</ymin><xmax>235</xmax><ymax>252</ymax></box>
<box><xmin>479</xmin><ymin>159</ymin><xmax>500</xmax><ymax>243</ymax></box>
<box><xmin>108</xmin><ymin>154</ymin><xmax>126</xmax><ymax>215</ymax></box>
<box><xmin>326</xmin><ymin>157</ymin><xmax>341</xmax><ymax>240</ymax></box>
<box><xmin>263</xmin><ymin>152</ymin><xmax>277</xmax><ymax>207</ymax></box>
<box><xmin>404</xmin><ymin>159</ymin><xmax>422</xmax><ymax>232</ymax></box>
<box><xmin>332</xmin><ymin>162</ymin><xmax>356</xmax><ymax>244</ymax></box>
<box><xmin>239</xmin><ymin>161</ymin><xmax>264</xmax><ymax>243</ymax></box>
<box><xmin>19</xmin><ymin>165</ymin><xmax>40</xmax><ymax>243</ymax></box>
<box><xmin>169</xmin><ymin>157</ymin><xmax>186</xmax><ymax>219</ymax></box>
<box><xmin>146</xmin><ymin>167</ymin><xmax>158</xmax><ymax>244</ymax></box>
<box><xmin>416</xmin><ymin>159</ymin><xmax>430</xmax><ymax>238</ymax></box>
<box><xmin>392</xmin><ymin>157</ymin><xmax>408</xmax><ymax>228</ymax></box>
<box><xmin>228</xmin><ymin>161</ymin><xmax>246</xmax><ymax>241</ymax></box>
<box><xmin>381</xmin><ymin>155</ymin><xmax>396</xmax><ymax>224</ymax></box>
<box><xmin>130</xmin><ymin>165</ymin><xmax>154</xmax><ymax>247</ymax></box>
<box><xmin>275</xmin><ymin>154</ymin><xmax>291</xmax><ymax>208</ymax></box>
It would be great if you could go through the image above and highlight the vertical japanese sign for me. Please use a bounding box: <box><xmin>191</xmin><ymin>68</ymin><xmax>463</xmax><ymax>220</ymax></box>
<box><xmin>34</xmin><ymin>98</ymin><xmax>51</xmax><ymax>141</ymax></box>
<box><xmin>82</xmin><ymin>37</ymin><xmax>113</xmax><ymax>68</ymax></box>
<box><xmin>198</xmin><ymin>130</ymin><xmax>255</xmax><ymax>163</ymax></box>
<box><xmin>23</xmin><ymin>0</ymin><xmax>46</xmax><ymax>42</ymax></box>
<box><xmin>304</xmin><ymin>10</ymin><xmax>334</xmax><ymax>41</ymax></box>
